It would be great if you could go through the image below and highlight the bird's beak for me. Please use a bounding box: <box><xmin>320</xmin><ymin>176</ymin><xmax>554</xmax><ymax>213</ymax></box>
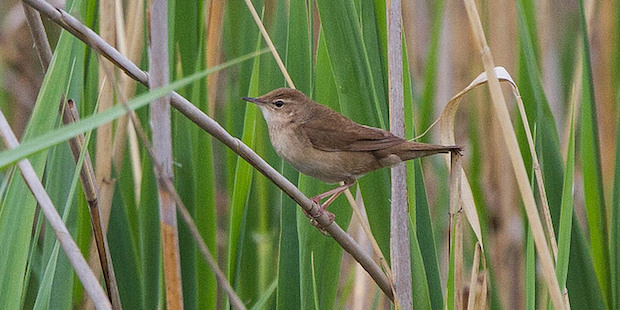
<box><xmin>242</xmin><ymin>97</ymin><xmax>262</xmax><ymax>105</ymax></box>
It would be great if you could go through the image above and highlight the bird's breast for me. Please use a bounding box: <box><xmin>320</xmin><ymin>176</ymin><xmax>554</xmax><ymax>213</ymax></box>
<box><xmin>267</xmin><ymin>123</ymin><xmax>307</xmax><ymax>163</ymax></box>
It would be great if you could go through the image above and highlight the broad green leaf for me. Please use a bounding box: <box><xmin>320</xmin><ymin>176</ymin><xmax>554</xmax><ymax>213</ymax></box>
<box><xmin>611</xmin><ymin>91</ymin><xmax>620</xmax><ymax>310</ymax></box>
<box><xmin>227</xmin><ymin>46</ymin><xmax>261</xmax><ymax>290</ymax></box>
<box><xmin>413</xmin><ymin>162</ymin><xmax>444</xmax><ymax>310</ymax></box>
<box><xmin>417</xmin><ymin>0</ymin><xmax>445</xmax><ymax>138</ymax></box>
<box><xmin>566</xmin><ymin>225</ymin><xmax>606</xmax><ymax>309</ymax></box>
<box><xmin>173</xmin><ymin>0</ymin><xmax>202</xmax><ymax>79</ymax></box>
<box><xmin>577</xmin><ymin>0</ymin><xmax>610</xmax><ymax>304</ymax></box>
<box><xmin>409</xmin><ymin>217</ymin><xmax>432</xmax><ymax>310</ymax></box>
<box><xmin>297</xmin><ymin>31</ymin><xmax>352</xmax><ymax>310</ymax></box>
<box><xmin>249</xmin><ymin>1</ymin><xmax>288</xmax><ymax>301</ymax></box>
<box><xmin>525</xmin><ymin>227</ymin><xmax>535</xmax><ymax>310</ymax></box>
<box><xmin>34</xmin><ymin>129</ymin><xmax>87</xmax><ymax>310</ymax></box>
<box><xmin>172</xmin><ymin>49</ymin><xmax>199</xmax><ymax>310</ymax></box>
<box><xmin>404</xmin><ymin>45</ymin><xmax>442</xmax><ymax>309</ymax></box>
<box><xmin>276</xmin><ymin>0</ymin><xmax>311</xmax><ymax>308</ymax></box>
<box><xmin>187</xmin><ymin>16</ymin><xmax>218</xmax><ymax>310</ymax></box>
<box><xmin>556</xmin><ymin>107</ymin><xmax>575</xmax><ymax>288</ymax></box>
<box><xmin>316</xmin><ymin>0</ymin><xmax>391</xmax><ymax>265</ymax></box>
<box><xmin>140</xmin><ymin>152</ymin><xmax>162</xmax><ymax>309</ymax></box>
<box><xmin>359</xmin><ymin>0</ymin><xmax>388</xmax><ymax>125</ymax></box>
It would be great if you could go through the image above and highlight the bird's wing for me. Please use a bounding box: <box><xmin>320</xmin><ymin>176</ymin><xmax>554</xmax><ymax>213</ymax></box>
<box><xmin>300</xmin><ymin>109</ymin><xmax>404</xmax><ymax>152</ymax></box>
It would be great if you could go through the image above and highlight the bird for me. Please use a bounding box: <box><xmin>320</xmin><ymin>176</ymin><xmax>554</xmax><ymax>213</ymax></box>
<box><xmin>242</xmin><ymin>88</ymin><xmax>460</xmax><ymax>216</ymax></box>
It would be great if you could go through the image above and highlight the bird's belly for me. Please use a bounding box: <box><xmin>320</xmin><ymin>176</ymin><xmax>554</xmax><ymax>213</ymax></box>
<box><xmin>277</xmin><ymin>141</ymin><xmax>378</xmax><ymax>184</ymax></box>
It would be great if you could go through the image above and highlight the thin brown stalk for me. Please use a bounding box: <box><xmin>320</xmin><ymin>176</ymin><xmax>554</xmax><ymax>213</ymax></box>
<box><xmin>149</xmin><ymin>0</ymin><xmax>184</xmax><ymax>307</ymax></box>
<box><xmin>387</xmin><ymin>0</ymin><xmax>412</xmax><ymax>308</ymax></box>
<box><xmin>243</xmin><ymin>0</ymin><xmax>295</xmax><ymax>89</ymax></box>
<box><xmin>344</xmin><ymin>188</ymin><xmax>394</xmax><ymax>284</ymax></box>
<box><xmin>461</xmin><ymin>0</ymin><xmax>564</xmax><ymax>308</ymax></box>
<box><xmin>22</xmin><ymin>0</ymin><xmax>394</xmax><ymax>300</ymax></box>
<box><xmin>350</xmin><ymin>205</ymin><xmax>373</xmax><ymax>309</ymax></box>
<box><xmin>21</xmin><ymin>2</ymin><xmax>52</xmax><ymax>69</ymax></box>
<box><xmin>171</xmin><ymin>184</ymin><xmax>247</xmax><ymax>310</ymax></box>
<box><xmin>0</xmin><ymin>111</ymin><xmax>112</xmax><ymax>310</ymax></box>
<box><xmin>514</xmin><ymin>93</ymin><xmax>558</xmax><ymax>260</ymax></box>
<box><xmin>62</xmin><ymin>100</ymin><xmax>122</xmax><ymax>309</ymax></box>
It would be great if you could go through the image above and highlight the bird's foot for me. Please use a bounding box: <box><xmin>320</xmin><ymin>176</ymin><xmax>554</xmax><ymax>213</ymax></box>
<box><xmin>303</xmin><ymin>200</ymin><xmax>335</xmax><ymax>236</ymax></box>
<box><xmin>309</xmin><ymin>211</ymin><xmax>335</xmax><ymax>236</ymax></box>
<box><xmin>310</xmin><ymin>196</ymin><xmax>322</xmax><ymax>207</ymax></box>
<box><xmin>303</xmin><ymin>182</ymin><xmax>354</xmax><ymax>235</ymax></box>
<box><xmin>302</xmin><ymin>198</ymin><xmax>322</xmax><ymax>219</ymax></box>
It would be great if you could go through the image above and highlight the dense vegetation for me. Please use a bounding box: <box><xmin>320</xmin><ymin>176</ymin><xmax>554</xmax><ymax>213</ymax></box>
<box><xmin>0</xmin><ymin>0</ymin><xmax>618</xmax><ymax>309</ymax></box>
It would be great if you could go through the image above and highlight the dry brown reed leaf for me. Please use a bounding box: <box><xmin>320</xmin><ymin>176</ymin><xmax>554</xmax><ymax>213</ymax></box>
<box><xmin>462</xmin><ymin>0</ymin><xmax>563</xmax><ymax>306</ymax></box>
<box><xmin>437</xmin><ymin>68</ymin><xmax>500</xmax><ymax>251</ymax></box>
<box><xmin>439</xmin><ymin>66</ymin><xmax>559</xmax><ymax>256</ymax></box>
<box><xmin>438</xmin><ymin>66</ymin><xmax>544</xmax><ymax>249</ymax></box>
<box><xmin>438</xmin><ymin>65</ymin><xmax>564</xmax><ymax>308</ymax></box>
<box><xmin>243</xmin><ymin>0</ymin><xmax>295</xmax><ymax>89</ymax></box>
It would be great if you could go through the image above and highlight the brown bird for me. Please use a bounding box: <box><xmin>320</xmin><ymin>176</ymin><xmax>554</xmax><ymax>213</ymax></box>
<box><xmin>243</xmin><ymin>88</ymin><xmax>459</xmax><ymax>215</ymax></box>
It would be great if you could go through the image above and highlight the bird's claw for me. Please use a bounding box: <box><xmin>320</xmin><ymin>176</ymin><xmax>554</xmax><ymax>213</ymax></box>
<box><xmin>303</xmin><ymin>201</ymin><xmax>335</xmax><ymax>236</ymax></box>
<box><xmin>310</xmin><ymin>211</ymin><xmax>335</xmax><ymax>236</ymax></box>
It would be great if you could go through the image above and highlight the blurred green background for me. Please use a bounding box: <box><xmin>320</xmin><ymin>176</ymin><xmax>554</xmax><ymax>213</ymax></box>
<box><xmin>0</xmin><ymin>0</ymin><xmax>618</xmax><ymax>309</ymax></box>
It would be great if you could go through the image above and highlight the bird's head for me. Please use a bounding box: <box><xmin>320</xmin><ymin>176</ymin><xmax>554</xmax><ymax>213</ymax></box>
<box><xmin>242</xmin><ymin>88</ymin><xmax>310</xmax><ymax>124</ymax></box>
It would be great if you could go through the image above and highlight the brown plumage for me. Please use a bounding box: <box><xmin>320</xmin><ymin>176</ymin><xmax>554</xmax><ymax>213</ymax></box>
<box><xmin>243</xmin><ymin>88</ymin><xmax>459</xmax><ymax>211</ymax></box>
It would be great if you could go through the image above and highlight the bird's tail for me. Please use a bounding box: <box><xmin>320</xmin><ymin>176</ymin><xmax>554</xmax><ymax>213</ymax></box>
<box><xmin>393</xmin><ymin>141</ymin><xmax>461</xmax><ymax>162</ymax></box>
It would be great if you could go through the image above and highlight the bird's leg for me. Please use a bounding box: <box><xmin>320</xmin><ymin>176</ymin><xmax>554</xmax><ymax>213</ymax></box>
<box><xmin>310</xmin><ymin>183</ymin><xmax>349</xmax><ymax>204</ymax></box>
<box><xmin>310</xmin><ymin>181</ymin><xmax>355</xmax><ymax>211</ymax></box>
<box><xmin>305</xmin><ymin>181</ymin><xmax>355</xmax><ymax>235</ymax></box>
<box><xmin>320</xmin><ymin>188</ymin><xmax>346</xmax><ymax>210</ymax></box>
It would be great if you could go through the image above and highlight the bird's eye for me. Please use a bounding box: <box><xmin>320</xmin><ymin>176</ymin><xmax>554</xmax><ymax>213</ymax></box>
<box><xmin>273</xmin><ymin>100</ymin><xmax>284</xmax><ymax>108</ymax></box>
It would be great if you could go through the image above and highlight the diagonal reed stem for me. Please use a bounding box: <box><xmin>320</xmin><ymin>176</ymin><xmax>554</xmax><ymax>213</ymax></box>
<box><xmin>21</xmin><ymin>0</ymin><xmax>394</xmax><ymax>301</ymax></box>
